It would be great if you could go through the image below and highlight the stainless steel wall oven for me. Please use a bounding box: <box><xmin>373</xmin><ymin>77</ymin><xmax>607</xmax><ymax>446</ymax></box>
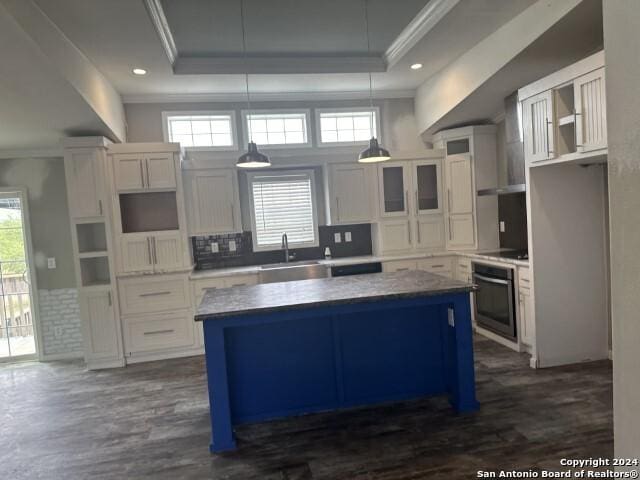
<box><xmin>472</xmin><ymin>263</ymin><xmax>517</xmax><ymax>341</ymax></box>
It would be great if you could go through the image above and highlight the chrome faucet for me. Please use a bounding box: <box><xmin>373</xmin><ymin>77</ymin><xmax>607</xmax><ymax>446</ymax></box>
<box><xmin>282</xmin><ymin>233</ymin><xmax>290</xmax><ymax>263</ymax></box>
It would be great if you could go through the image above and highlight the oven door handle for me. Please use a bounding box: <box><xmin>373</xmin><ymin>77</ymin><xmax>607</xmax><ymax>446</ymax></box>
<box><xmin>473</xmin><ymin>273</ymin><xmax>510</xmax><ymax>286</ymax></box>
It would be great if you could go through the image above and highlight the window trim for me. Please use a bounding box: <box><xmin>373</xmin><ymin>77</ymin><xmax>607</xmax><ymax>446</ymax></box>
<box><xmin>315</xmin><ymin>106</ymin><xmax>382</xmax><ymax>147</ymax></box>
<box><xmin>247</xmin><ymin>169</ymin><xmax>319</xmax><ymax>252</ymax></box>
<box><xmin>161</xmin><ymin>110</ymin><xmax>239</xmax><ymax>151</ymax></box>
<box><xmin>241</xmin><ymin>109</ymin><xmax>312</xmax><ymax>150</ymax></box>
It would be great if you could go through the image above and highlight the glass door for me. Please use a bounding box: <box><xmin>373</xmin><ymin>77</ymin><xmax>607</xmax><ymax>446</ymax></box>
<box><xmin>0</xmin><ymin>192</ymin><xmax>37</xmax><ymax>360</ymax></box>
<box><xmin>379</xmin><ymin>163</ymin><xmax>409</xmax><ymax>217</ymax></box>
<box><xmin>414</xmin><ymin>160</ymin><xmax>442</xmax><ymax>215</ymax></box>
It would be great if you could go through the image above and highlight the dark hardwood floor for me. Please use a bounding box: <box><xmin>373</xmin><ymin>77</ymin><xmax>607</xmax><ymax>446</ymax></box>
<box><xmin>0</xmin><ymin>336</ymin><xmax>612</xmax><ymax>480</ymax></box>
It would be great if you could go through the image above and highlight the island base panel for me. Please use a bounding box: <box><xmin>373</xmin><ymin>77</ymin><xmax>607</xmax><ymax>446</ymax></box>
<box><xmin>202</xmin><ymin>293</ymin><xmax>478</xmax><ymax>452</ymax></box>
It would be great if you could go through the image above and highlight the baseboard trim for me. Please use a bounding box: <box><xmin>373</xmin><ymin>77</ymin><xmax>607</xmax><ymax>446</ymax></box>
<box><xmin>86</xmin><ymin>358</ymin><xmax>126</xmax><ymax>370</ymax></box>
<box><xmin>537</xmin><ymin>351</ymin><xmax>610</xmax><ymax>368</ymax></box>
<box><xmin>40</xmin><ymin>351</ymin><xmax>84</xmax><ymax>362</ymax></box>
<box><xmin>125</xmin><ymin>346</ymin><xmax>204</xmax><ymax>365</ymax></box>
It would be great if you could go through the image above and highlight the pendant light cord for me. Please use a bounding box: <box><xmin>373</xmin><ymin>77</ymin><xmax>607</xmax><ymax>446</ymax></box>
<box><xmin>240</xmin><ymin>0</ymin><xmax>252</xmax><ymax>142</ymax></box>
<box><xmin>364</xmin><ymin>0</ymin><xmax>374</xmax><ymax>136</ymax></box>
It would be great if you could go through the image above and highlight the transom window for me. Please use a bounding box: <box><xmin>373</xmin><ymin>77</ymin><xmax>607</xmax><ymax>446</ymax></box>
<box><xmin>317</xmin><ymin>109</ymin><xmax>378</xmax><ymax>144</ymax></box>
<box><xmin>248</xmin><ymin>170</ymin><xmax>318</xmax><ymax>251</ymax></box>
<box><xmin>244</xmin><ymin>111</ymin><xmax>309</xmax><ymax>147</ymax></box>
<box><xmin>163</xmin><ymin>111</ymin><xmax>237</xmax><ymax>150</ymax></box>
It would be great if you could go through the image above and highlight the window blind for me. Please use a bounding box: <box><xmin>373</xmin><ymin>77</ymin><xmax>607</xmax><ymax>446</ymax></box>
<box><xmin>250</xmin><ymin>173</ymin><xmax>316</xmax><ymax>248</ymax></box>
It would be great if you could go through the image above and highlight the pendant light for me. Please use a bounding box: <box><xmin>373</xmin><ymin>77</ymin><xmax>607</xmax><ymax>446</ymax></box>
<box><xmin>237</xmin><ymin>0</ymin><xmax>270</xmax><ymax>168</ymax></box>
<box><xmin>358</xmin><ymin>0</ymin><xmax>391</xmax><ymax>163</ymax></box>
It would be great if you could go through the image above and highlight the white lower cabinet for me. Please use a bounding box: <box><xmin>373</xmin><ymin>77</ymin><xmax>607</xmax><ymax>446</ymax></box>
<box><xmin>416</xmin><ymin>257</ymin><xmax>453</xmax><ymax>278</ymax></box>
<box><xmin>118</xmin><ymin>273</ymin><xmax>197</xmax><ymax>359</ymax></box>
<box><xmin>518</xmin><ymin>267</ymin><xmax>535</xmax><ymax>347</ymax></box>
<box><xmin>123</xmin><ymin>309</ymin><xmax>195</xmax><ymax>356</ymax></box>
<box><xmin>455</xmin><ymin>257</ymin><xmax>473</xmax><ymax>282</ymax></box>
<box><xmin>79</xmin><ymin>288</ymin><xmax>122</xmax><ymax>366</ymax></box>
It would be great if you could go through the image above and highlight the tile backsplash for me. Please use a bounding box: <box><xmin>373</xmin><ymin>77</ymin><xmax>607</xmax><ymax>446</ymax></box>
<box><xmin>193</xmin><ymin>224</ymin><xmax>372</xmax><ymax>270</ymax></box>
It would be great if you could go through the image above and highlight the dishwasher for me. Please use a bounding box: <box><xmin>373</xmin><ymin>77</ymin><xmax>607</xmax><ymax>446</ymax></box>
<box><xmin>330</xmin><ymin>262</ymin><xmax>382</xmax><ymax>277</ymax></box>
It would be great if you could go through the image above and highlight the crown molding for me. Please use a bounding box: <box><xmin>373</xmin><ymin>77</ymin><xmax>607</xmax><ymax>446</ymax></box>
<box><xmin>0</xmin><ymin>147</ymin><xmax>63</xmax><ymax>159</ymax></box>
<box><xmin>143</xmin><ymin>0</ymin><xmax>177</xmax><ymax>66</ymax></box>
<box><xmin>491</xmin><ymin>110</ymin><xmax>506</xmax><ymax>124</ymax></box>
<box><xmin>385</xmin><ymin>0</ymin><xmax>460</xmax><ymax>68</ymax></box>
<box><xmin>122</xmin><ymin>89</ymin><xmax>415</xmax><ymax>104</ymax></box>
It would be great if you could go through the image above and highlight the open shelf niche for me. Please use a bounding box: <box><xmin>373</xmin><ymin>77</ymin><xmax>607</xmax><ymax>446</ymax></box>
<box><xmin>554</xmin><ymin>84</ymin><xmax>577</xmax><ymax>157</ymax></box>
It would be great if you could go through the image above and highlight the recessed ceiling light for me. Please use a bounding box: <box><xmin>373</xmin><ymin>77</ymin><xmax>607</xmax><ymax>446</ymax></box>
<box><xmin>132</xmin><ymin>68</ymin><xmax>147</xmax><ymax>76</ymax></box>
<box><xmin>410</xmin><ymin>63</ymin><xmax>423</xmax><ymax>70</ymax></box>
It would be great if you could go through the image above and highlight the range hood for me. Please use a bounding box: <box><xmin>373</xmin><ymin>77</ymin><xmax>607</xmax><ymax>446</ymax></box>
<box><xmin>478</xmin><ymin>92</ymin><xmax>526</xmax><ymax>196</ymax></box>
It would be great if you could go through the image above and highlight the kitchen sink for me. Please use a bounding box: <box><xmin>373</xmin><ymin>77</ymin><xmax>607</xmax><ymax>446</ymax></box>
<box><xmin>258</xmin><ymin>260</ymin><xmax>328</xmax><ymax>284</ymax></box>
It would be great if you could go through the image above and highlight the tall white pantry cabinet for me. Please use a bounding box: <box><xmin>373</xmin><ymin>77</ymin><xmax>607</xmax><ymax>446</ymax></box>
<box><xmin>65</xmin><ymin>140</ymin><xmax>200</xmax><ymax>369</ymax></box>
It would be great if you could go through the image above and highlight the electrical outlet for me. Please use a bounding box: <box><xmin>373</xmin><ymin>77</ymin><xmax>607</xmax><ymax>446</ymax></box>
<box><xmin>228</xmin><ymin>240</ymin><xmax>237</xmax><ymax>252</ymax></box>
<box><xmin>334</xmin><ymin>232</ymin><xmax>342</xmax><ymax>243</ymax></box>
<box><xmin>210</xmin><ymin>242</ymin><xmax>219</xmax><ymax>253</ymax></box>
<box><xmin>54</xmin><ymin>326</ymin><xmax>63</xmax><ymax>338</ymax></box>
<box><xmin>47</xmin><ymin>257</ymin><xmax>56</xmax><ymax>269</ymax></box>
<box><xmin>499</xmin><ymin>221</ymin><xmax>506</xmax><ymax>233</ymax></box>
<box><xmin>345</xmin><ymin>231</ymin><xmax>352</xmax><ymax>242</ymax></box>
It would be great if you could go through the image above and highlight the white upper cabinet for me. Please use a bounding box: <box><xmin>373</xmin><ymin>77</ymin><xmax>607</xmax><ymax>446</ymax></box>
<box><xmin>146</xmin><ymin>153</ymin><xmax>177</xmax><ymax>189</ymax></box>
<box><xmin>184</xmin><ymin>169</ymin><xmax>241</xmax><ymax>235</ymax></box>
<box><xmin>376</xmin><ymin>158</ymin><xmax>446</xmax><ymax>253</ymax></box>
<box><xmin>445</xmin><ymin>155</ymin><xmax>473</xmax><ymax>215</ymax></box>
<box><xmin>522</xmin><ymin>91</ymin><xmax>554</xmax><ymax>163</ymax></box>
<box><xmin>65</xmin><ymin>148</ymin><xmax>106</xmax><ymax>219</ymax></box>
<box><xmin>574</xmin><ymin>68</ymin><xmax>607</xmax><ymax>153</ymax></box>
<box><xmin>378</xmin><ymin>163</ymin><xmax>411</xmax><ymax>217</ymax></box>
<box><xmin>114</xmin><ymin>152</ymin><xmax>177</xmax><ymax>191</ymax></box>
<box><xmin>413</xmin><ymin>160</ymin><xmax>442</xmax><ymax>215</ymax></box>
<box><xmin>327</xmin><ymin>163</ymin><xmax>373</xmax><ymax>224</ymax></box>
<box><xmin>519</xmin><ymin>51</ymin><xmax>606</xmax><ymax>165</ymax></box>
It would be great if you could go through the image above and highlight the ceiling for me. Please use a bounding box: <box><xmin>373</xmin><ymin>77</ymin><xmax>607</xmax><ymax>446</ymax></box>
<box><xmin>30</xmin><ymin>0</ymin><xmax>535</xmax><ymax>99</ymax></box>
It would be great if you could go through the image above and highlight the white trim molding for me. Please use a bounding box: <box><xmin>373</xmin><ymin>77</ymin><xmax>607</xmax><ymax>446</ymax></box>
<box><xmin>385</xmin><ymin>0</ymin><xmax>460</xmax><ymax>68</ymax></box>
<box><xmin>121</xmin><ymin>89</ymin><xmax>415</xmax><ymax>105</ymax></box>
<box><xmin>143</xmin><ymin>0</ymin><xmax>177</xmax><ymax>66</ymax></box>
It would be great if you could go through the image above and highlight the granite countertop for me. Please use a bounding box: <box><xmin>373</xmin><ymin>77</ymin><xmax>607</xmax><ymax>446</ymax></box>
<box><xmin>195</xmin><ymin>270</ymin><xmax>474</xmax><ymax>321</ymax></box>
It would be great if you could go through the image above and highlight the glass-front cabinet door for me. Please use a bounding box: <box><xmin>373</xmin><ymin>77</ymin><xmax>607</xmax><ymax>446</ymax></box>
<box><xmin>413</xmin><ymin>160</ymin><xmax>442</xmax><ymax>215</ymax></box>
<box><xmin>378</xmin><ymin>163</ymin><xmax>410</xmax><ymax>217</ymax></box>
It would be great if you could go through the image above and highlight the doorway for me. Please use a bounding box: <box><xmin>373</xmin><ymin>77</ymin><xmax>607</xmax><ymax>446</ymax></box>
<box><xmin>0</xmin><ymin>189</ymin><xmax>39</xmax><ymax>360</ymax></box>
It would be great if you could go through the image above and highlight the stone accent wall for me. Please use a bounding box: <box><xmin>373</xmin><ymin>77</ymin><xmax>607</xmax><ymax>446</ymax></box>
<box><xmin>38</xmin><ymin>288</ymin><xmax>83</xmax><ymax>358</ymax></box>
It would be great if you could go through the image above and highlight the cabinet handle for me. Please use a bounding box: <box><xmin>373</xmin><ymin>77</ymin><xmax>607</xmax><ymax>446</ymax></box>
<box><xmin>396</xmin><ymin>268</ymin><xmax>409</xmax><ymax>272</ymax></box>
<box><xmin>336</xmin><ymin>197</ymin><xmax>340</xmax><ymax>222</ymax></box>
<box><xmin>546</xmin><ymin>118</ymin><xmax>554</xmax><ymax>156</ymax></box>
<box><xmin>147</xmin><ymin>237</ymin><xmax>153</xmax><ymax>264</ymax></box>
<box><xmin>230</xmin><ymin>204</ymin><xmax>235</xmax><ymax>227</ymax></box>
<box><xmin>447</xmin><ymin>189</ymin><xmax>452</xmax><ymax>212</ymax></box>
<box><xmin>448</xmin><ymin>217</ymin><xmax>453</xmax><ymax>241</ymax></box>
<box><xmin>230</xmin><ymin>283</ymin><xmax>247</xmax><ymax>287</ymax></box>
<box><xmin>416</xmin><ymin>220</ymin><xmax>421</xmax><ymax>244</ymax></box>
<box><xmin>574</xmin><ymin>110</ymin><xmax>583</xmax><ymax>147</ymax></box>
<box><xmin>107</xmin><ymin>291</ymin><xmax>112</xmax><ymax>306</ymax></box>
<box><xmin>431</xmin><ymin>264</ymin><xmax>445</xmax><ymax>268</ymax></box>
<box><xmin>152</xmin><ymin>237</ymin><xmax>158</xmax><ymax>265</ymax></box>
<box><xmin>405</xmin><ymin>191</ymin><xmax>409</xmax><ymax>214</ymax></box>
<box><xmin>143</xmin><ymin>329</ymin><xmax>174</xmax><ymax>336</ymax></box>
<box><xmin>415</xmin><ymin>191</ymin><xmax>420</xmax><ymax>213</ymax></box>
<box><xmin>407</xmin><ymin>220</ymin><xmax>412</xmax><ymax>244</ymax></box>
<box><xmin>145</xmin><ymin>158</ymin><xmax>151</xmax><ymax>187</ymax></box>
<box><xmin>98</xmin><ymin>200</ymin><xmax>103</xmax><ymax>216</ymax></box>
<box><xmin>140</xmin><ymin>161</ymin><xmax>145</xmax><ymax>188</ymax></box>
<box><xmin>139</xmin><ymin>291</ymin><xmax>172</xmax><ymax>297</ymax></box>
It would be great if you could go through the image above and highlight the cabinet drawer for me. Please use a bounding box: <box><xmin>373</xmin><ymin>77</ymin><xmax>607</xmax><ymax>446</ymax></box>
<box><xmin>119</xmin><ymin>275</ymin><xmax>190</xmax><ymax>316</ymax></box>
<box><xmin>192</xmin><ymin>274</ymin><xmax>259</xmax><ymax>306</ymax></box>
<box><xmin>518</xmin><ymin>267</ymin><xmax>531</xmax><ymax>287</ymax></box>
<box><xmin>383</xmin><ymin>260</ymin><xmax>417</xmax><ymax>272</ymax></box>
<box><xmin>416</xmin><ymin>257</ymin><xmax>453</xmax><ymax>276</ymax></box>
<box><xmin>123</xmin><ymin>310</ymin><xmax>194</xmax><ymax>354</ymax></box>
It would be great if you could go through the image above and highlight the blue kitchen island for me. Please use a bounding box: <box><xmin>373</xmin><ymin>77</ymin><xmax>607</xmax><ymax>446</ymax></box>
<box><xmin>195</xmin><ymin>270</ymin><xmax>478</xmax><ymax>453</ymax></box>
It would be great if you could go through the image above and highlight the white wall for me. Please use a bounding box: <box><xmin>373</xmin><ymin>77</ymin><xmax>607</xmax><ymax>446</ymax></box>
<box><xmin>603</xmin><ymin>0</ymin><xmax>640</xmax><ymax>459</ymax></box>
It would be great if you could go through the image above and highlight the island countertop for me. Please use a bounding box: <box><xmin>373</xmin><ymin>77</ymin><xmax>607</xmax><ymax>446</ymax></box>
<box><xmin>195</xmin><ymin>270</ymin><xmax>475</xmax><ymax>321</ymax></box>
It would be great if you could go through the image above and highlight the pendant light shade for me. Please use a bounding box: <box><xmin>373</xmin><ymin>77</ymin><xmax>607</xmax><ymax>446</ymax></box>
<box><xmin>237</xmin><ymin>141</ymin><xmax>271</xmax><ymax>168</ymax></box>
<box><xmin>236</xmin><ymin>0</ymin><xmax>270</xmax><ymax>168</ymax></box>
<box><xmin>358</xmin><ymin>137</ymin><xmax>391</xmax><ymax>163</ymax></box>
<box><xmin>357</xmin><ymin>0</ymin><xmax>390</xmax><ymax>164</ymax></box>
